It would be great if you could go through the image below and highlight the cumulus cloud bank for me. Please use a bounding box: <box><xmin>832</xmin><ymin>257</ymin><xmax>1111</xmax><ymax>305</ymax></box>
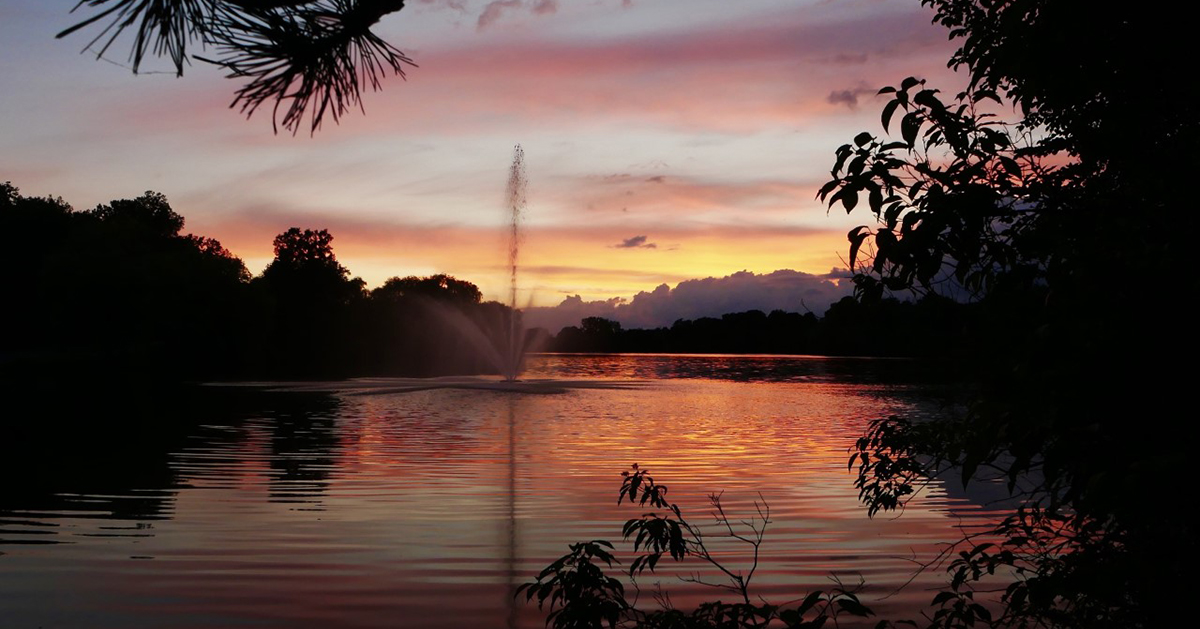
<box><xmin>524</xmin><ymin>268</ymin><xmax>853</xmax><ymax>332</ymax></box>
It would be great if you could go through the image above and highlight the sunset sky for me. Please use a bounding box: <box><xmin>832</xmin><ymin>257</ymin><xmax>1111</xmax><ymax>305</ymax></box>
<box><xmin>0</xmin><ymin>0</ymin><xmax>966</xmax><ymax>327</ymax></box>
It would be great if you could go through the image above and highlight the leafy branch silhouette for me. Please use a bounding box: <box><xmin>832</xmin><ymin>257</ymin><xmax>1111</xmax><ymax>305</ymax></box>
<box><xmin>519</xmin><ymin>464</ymin><xmax>877</xmax><ymax>629</ymax></box>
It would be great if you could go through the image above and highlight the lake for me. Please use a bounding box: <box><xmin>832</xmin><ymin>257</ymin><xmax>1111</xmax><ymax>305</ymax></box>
<box><xmin>0</xmin><ymin>354</ymin><xmax>999</xmax><ymax>628</ymax></box>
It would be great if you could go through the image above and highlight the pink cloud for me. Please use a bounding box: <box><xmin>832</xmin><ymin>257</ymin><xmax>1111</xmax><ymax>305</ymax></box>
<box><xmin>380</xmin><ymin>5</ymin><xmax>959</xmax><ymax>134</ymax></box>
<box><xmin>429</xmin><ymin>4</ymin><xmax>949</xmax><ymax>80</ymax></box>
<box><xmin>475</xmin><ymin>0</ymin><xmax>562</xmax><ymax>30</ymax></box>
<box><xmin>540</xmin><ymin>172</ymin><xmax>825</xmax><ymax>221</ymax></box>
<box><xmin>532</xmin><ymin>0</ymin><xmax>559</xmax><ymax>16</ymax></box>
<box><xmin>93</xmin><ymin>3</ymin><xmax>961</xmax><ymax>140</ymax></box>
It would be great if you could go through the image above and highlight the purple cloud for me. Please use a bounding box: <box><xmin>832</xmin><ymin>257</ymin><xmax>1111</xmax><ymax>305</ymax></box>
<box><xmin>524</xmin><ymin>268</ymin><xmax>854</xmax><ymax>332</ymax></box>
<box><xmin>827</xmin><ymin>83</ymin><xmax>876</xmax><ymax>109</ymax></box>
<box><xmin>478</xmin><ymin>0</ymin><xmax>523</xmax><ymax>30</ymax></box>
<box><xmin>613</xmin><ymin>235</ymin><xmax>657</xmax><ymax>249</ymax></box>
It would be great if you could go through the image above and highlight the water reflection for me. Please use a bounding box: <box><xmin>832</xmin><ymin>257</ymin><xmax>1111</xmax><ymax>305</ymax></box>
<box><xmin>505</xmin><ymin>395</ymin><xmax>520</xmax><ymax>629</ymax></box>
<box><xmin>267</xmin><ymin>396</ymin><xmax>343</xmax><ymax>509</ymax></box>
<box><xmin>530</xmin><ymin>352</ymin><xmax>946</xmax><ymax>385</ymax></box>
<box><xmin>0</xmin><ymin>409</ymin><xmax>182</xmax><ymax>547</ymax></box>
<box><xmin>0</xmin><ymin>355</ymin><xmax>999</xmax><ymax>628</ymax></box>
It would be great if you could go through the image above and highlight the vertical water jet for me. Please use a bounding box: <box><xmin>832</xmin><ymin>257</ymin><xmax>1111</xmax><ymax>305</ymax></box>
<box><xmin>502</xmin><ymin>145</ymin><xmax>526</xmax><ymax>381</ymax></box>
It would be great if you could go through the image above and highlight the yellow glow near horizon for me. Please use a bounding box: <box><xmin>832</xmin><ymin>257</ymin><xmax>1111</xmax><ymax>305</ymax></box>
<box><xmin>1</xmin><ymin>0</ymin><xmax>963</xmax><ymax>313</ymax></box>
<box><xmin>215</xmin><ymin>222</ymin><xmax>850</xmax><ymax>307</ymax></box>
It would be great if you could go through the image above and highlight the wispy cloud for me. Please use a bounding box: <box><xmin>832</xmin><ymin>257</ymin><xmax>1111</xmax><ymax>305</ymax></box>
<box><xmin>558</xmin><ymin>172</ymin><xmax>819</xmax><ymax>220</ymax></box>
<box><xmin>477</xmin><ymin>0</ymin><xmax>523</xmax><ymax>30</ymax></box>
<box><xmin>477</xmin><ymin>0</ymin><xmax>560</xmax><ymax>30</ymax></box>
<box><xmin>414</xmin><ymin>0</ymin><xmax>469</xmax><ymax>11</ymax></box>
<box><xmin>613</xmin><ymin>234</ymin><xmax>657</xmax><ymax>249</ymax></box>
<box><xmin>89</xmin><ymin>2</ymin><xmax>961</xmax><ymax>141</ymax></box>
<box><xmin>826</xmin><ymin>82</ymin><xmax>876</xmax><ymax>110</ymax></box>
<box><xmin>2</xmin><ymin>0</ymin><xmax>959</xmax><ymax>314</ymax></box>
<box><xmin>532</xmin><ymin>0</ymin><xmax>559</xmax><ymax>16</ymax></box>
<box><xmin>186</xmin><ymin>203</ymin><xmax>847</xmax><ymax>302</ymax></box>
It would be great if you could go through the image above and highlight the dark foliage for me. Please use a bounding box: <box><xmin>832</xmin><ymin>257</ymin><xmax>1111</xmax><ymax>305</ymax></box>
<box><xmin>549</xmin><ymin>295</ymin><xmax>967</xmax><ymax>357</ymax></box>
<box><xmin>59</xmin><ymin>1</ymin><xmax>413</xmax><ymax>133</ymax></box>
<box><xmin>816</xmin><ymin>1</ymin><xmax>1198</xmax><ymax>627</ymax></box>
<box><xmin>0</xmin><ymin>182</ymin><xmax>523</xmax><ymax>382</ymax></box>
<box><xmin>202</xmin><ymin>0</ymin><xmax>414</xmax><ymax>134</ymax></box>
<box><xmin>520</xmin><ymin>465</ymin><xmax>877</xmax><ymax>629</ymax></box>
<box><xmin>532</xmin><ymin>2</ymin><xmax>1196</xmax><ymax>628</ymax></box>
<box><xmin>1</xmin><ymin>183</ymin><xmax>251</xmax><ymax>381</ymax></box>
<box><xmin>253</xmin><ymin>227</ymin><xmax>365</xmax><ymax>377</ymax></box>
<box><xmin>4</xmin><ymin>181</ymin><xmax>956</xmax><ymax>386</ymax></box>
<box><xmin>375</xmin><ymin>274</ymin><xmax>483</xmax><ymax>305</ymax></box>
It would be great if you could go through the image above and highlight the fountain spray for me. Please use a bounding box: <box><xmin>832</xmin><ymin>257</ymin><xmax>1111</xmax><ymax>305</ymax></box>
<box><xmin>504</xmin><ymin>145</ymin><xmax>526</xmax><ymax>381</ymax></box>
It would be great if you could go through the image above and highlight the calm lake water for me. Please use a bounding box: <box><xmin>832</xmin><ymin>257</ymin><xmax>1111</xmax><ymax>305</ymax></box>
<box><xmin>1</xmin><ymin>354</ymin><xmax>998</xmax><ymax>628</ymax></box>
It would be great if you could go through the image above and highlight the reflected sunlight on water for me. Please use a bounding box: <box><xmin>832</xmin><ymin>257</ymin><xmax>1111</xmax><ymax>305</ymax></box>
<box><xmin>0</xmin><ymin>355</ymin><xmax>997</xmax><ymax>628</ymax></box>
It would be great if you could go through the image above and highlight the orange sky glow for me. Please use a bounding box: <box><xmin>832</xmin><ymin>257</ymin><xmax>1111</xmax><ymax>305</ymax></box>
<box><xmin>0</xmin><ymin>0</ymin><xmax>967</xmax><ymax>310</ymax></box>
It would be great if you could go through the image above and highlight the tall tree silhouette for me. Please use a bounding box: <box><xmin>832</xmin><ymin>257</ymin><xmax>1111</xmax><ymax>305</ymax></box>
<box><xmin>256</xmin><ymin>228</ymin><xmax>365</xmax><ymax>377</ymax></box>
<box><xmin>59</xmin><ymin>0</ymin><xmax>413</xmax><ymax>133</ymax></box>
<box><xmin>819</xmin><ymin>1</ymin><xmax>1195</xmax><ymax>627</ymax></box>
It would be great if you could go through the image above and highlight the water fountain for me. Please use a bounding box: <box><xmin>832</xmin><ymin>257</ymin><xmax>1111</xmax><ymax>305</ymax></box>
<box><xmin>243</xmin><ymin>145</ymin><xmax>645</xmax><ymax>396</ymax></box>
<box><xmin>389</xmin><ymin>145</ymin><xmax>527</xmax><ymax>381</ymax></box>
<box><xmin>501</xmin><ymin>143</ymin><xmax>527</xmax><ymax>381</ymax></box>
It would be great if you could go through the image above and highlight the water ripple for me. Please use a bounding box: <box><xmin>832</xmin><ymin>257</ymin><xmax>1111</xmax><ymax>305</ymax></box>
<box><xmin>1</xmin><ymin>355</ymin><xmax>1001</xmax><ymax>628</ymax></box>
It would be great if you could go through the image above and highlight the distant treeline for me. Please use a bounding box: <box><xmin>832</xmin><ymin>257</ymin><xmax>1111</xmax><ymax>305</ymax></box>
<box><xmin>548</xmin><ymin>295</ymin><xmax>967</xmax><ymax>357</ymax></box>
<box><xmin>2</xmin><ymin>183</ymin><xmax>969</xmax><ymax>383</ymax></box>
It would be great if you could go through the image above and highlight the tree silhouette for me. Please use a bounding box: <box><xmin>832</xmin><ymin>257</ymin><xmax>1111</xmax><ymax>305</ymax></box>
<box><xmin>1</xmin><ymin>185</ymin><xmax>252</xmax><ymax>380</ymax></box>
<box><xmin>266</xmin><ymin>227</ymin><xmax>345</xmax><ymax>272</ymax></box>
<box><xmin>92</xmin><ymin>190</ymin><xmax>186</xmax><ymax>237</ymax></box>
<box><xmin>817</xmin><ymin>1</ymin><xmax>1195</xmax><ymax>627</ymax></box>
<box><xmin>374</xmin><ymin>273</ymin><xmax>484</xmax><ymax>305</ymax></box>
<box><xmin>256</xmin><ymin>227</ymin><xmax>365</xmax><ymax>377</ymax></box>
<box><xmin>3</xmin><ymin>184</ymin><xmax>568</xmax><ymax>381</ymax></box>
<box><xmin>60</xmin><ymin>0</ymin><xmax>413</xmax><ymax>134</ymax></box>
<box><xmin>525</xmin><ymin>2</ymin><xmax>1195</xmax><ymax>627</ymax></box>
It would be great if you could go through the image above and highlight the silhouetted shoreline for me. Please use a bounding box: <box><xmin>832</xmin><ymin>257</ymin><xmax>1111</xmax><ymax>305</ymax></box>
<box><xmin>3</xmin><ymin>182</ymin><xmax>974</xmax><ymax>386</ymax></box>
